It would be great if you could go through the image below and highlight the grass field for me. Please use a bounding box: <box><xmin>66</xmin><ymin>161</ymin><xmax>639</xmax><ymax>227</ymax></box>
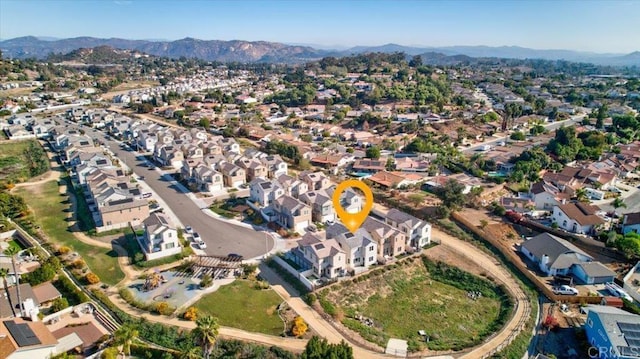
<box><xmin>14</xmin><ymin>180</ymin><xmax>124</xmax><ymax>285</ymax></box>
<box><xmin>193</xmin><ymin>280</ymin><xmax>284</xmax><ymax>336</ymax></box>
<box><xmin>319</xmin><ymin>257</ymin><xmax>504</xmax><ymax>352</ymax></box>
<box><xmin>0</xmin><ymin>139</ymin><xmax>38</xmax><ymax>183</ymax></box>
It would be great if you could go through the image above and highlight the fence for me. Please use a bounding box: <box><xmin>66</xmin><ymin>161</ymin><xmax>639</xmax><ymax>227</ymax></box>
<box><xmin>271</xmin><ymin>255</ymin><xmax>315</xmax><ymax>291</ymax></box>
<box><xmin>451</xmin><ymin>213</ymin><xmax>604</xmax><ymax>304</ymax></box>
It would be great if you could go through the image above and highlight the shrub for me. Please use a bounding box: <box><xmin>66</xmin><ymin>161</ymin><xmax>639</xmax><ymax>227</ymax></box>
<box><xmin>51</xmin><ymin>297</ymin><xmax>69</xmax><ymax>312</ymax></box>
<box><xmin>85</xmin><ymin>272</ymin><xmax>100</xmax><ymax>284</ymax></box>
<box><xmin>57</xmin><ymin>246</ymin><xmax>71</xmax><ymax>255</ymax></box>
<box><xmin>71</xmin><ymin>258</ymin><xmax>85</xmax><ymax>269</ymax></box>
<box><xmin>291</xmin><ymin>316</ymin><xmax>308</xmax><ymax>337</ymax></box>
<box><xmin>101</xmin><ymin>347</ymin><xmax>118</xmax><ymax>359</ymax></box>
<box><xmin>183</xmin><ymin>306</ymin><xmax>198</xmax><ymax>321</ymax></box>
<box><xmin>200</xmin><ymin>273</ymin><xmax>213</xmax><ymax>288</ymax></box>
<box><xmin>154</xmin><ymin>301</ymin><xmax>173</xmax><ymax>316</ymax></box>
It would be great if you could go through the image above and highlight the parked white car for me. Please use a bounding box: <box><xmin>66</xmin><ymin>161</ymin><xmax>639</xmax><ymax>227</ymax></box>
<box><xmin>552</xmin><ymin>285</ymin><xmax>579</xmax><ymax>296</ymax></box>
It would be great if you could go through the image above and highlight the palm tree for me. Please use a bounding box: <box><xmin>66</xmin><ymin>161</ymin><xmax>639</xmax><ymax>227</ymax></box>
<box><xmin>179</xmin><ymin>347</ymin><xmax>204</xmax><ymax>359</ymax></box>
<box><xmin>4</xmin><ymin>247</ymin><xmax>21</xmax><ymax>316</ymax></box>
<box><xmin>193</xmin><ymin>315</ymin><xmax>219</xmax><ymax>359</ymax></box>
<box><xmin>575</xmin><ymin>188</ymin><xmax>589</xmax><ymax>202</ymax></box>
<box><xmin>0</xmin><ymin>268</ymin><xmax>15</xmax><ymax>317</ymax></box>
<box><xmin>612</xmin><ymin>197</ymin><xmax>627</xmax><ymax>227</ymax></box>
<box><xmin>113</xmin><ymin>324</ymin><xmax>139</xmax><ymax>359</ymax></box>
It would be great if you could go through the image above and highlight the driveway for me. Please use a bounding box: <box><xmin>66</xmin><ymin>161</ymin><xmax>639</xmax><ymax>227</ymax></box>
<box><xmin>69</xmin><ymin>122</ymin><xmax>274</xmax><ymax>259</ymax></box>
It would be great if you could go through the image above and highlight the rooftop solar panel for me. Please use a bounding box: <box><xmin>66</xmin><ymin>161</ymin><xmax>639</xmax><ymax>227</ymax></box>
<box><xmin>4</xmin><ymin>321</ymin><xmax>42</xmax><ymax>347</ymax></box>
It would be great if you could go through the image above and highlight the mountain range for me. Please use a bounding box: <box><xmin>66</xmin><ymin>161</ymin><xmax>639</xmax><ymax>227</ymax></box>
<box><xmin>0</xmin><ymin>36</ymin><xmax>638</xmax><ymax>66</ymax></box>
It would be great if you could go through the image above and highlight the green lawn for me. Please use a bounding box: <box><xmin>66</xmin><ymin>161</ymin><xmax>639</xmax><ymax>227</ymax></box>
<box><xmin>320</xmin><ymin>258</ymin><xmax>504</xmax><ymax>352</ymax></box>
<box><xmin>193</xmin><ymin>280</ymin><xmax>284</xmax><ymax>335</ymax></box>
<box><xmin>14</xmin><ymin>180</ymin><xmax>124</xmax><ymax>285</ymax></box>
<box><xmin>0</xmin><ymin>139</ymin><xmax>37</xmax><ymax>183</ymax></box>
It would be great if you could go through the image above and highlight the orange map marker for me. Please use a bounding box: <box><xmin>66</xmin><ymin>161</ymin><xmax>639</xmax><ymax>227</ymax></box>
<box><xmin>332</xmin><ymin>179</ymin><xmax>374</xmax><ymax>233</ymax></box>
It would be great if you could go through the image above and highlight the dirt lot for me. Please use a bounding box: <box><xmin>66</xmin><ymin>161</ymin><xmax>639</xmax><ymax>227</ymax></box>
<box><xmin>536</xmin><ymin>302</ymin><xmax>585</xmax><ymax>359</ymax></box>
<box><xmin>424</xmin><ymin>244</ymin><xmax>487</xmax><ymax>277</ymax></box>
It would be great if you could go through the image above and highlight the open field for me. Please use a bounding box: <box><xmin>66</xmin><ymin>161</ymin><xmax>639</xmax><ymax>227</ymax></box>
<box><xmin>14</xmin><ymin>179</ymin><xmax>124</xmax><ymax>285</ymax></box>
<box><xmin>0</xmin><ymin>139</ymin><xmax>47</xmax><ymax>184</ymax></box>
<box><xmin>318</xmin><ymin>256</ymin><xmax>509</xmax><ymax>352</ymax></box>
<box><xmin>193</xmin><ymin>280</ymin><xmax>285</xmax><ymax>336</ymax></box>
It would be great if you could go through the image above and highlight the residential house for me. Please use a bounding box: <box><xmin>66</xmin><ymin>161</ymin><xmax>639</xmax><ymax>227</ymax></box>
<box><xmin>220</xmin><ymin>162</ymin><xmax>246</xmax><ymax>188</ymax></box>
<box><xmin>299</xmin><ymin>190</ymin><xmax>335</xmax><ymax>223</ymax></box>
<box><xmin>136</xmin><ymin>131</ymin><xmax>157</xmax><ymax>152</ymax></box>
<box><xmin>623</xmin><ymin>212</ymin><xmax>640</xmax><ymax>235</ymax></box>
<box><xmin>310</xmin><ymin>154</ymin><xmax>352</xmax><ymax>169</ymax></box>
<box><xmin>296</xmin><ymin>232</ymin><xmax>346</xmax><ymax>279</ymax></box>
<box><xmin>98</xmin><ymin>197</ymin><xmax>149</xmax><ymax>229</ymax></box>
<box><xmin>276</xmin><ymin>174</ymin><xmax>308</xmax><ymax>198</ymax></box>
<box><xmin>326</xmin><ymin>224</ymin><xmax>377</xmax><ymax>269</ymax></box>
<box><xmin>530</xmin><ymin>180</ymin><xmax>568</xmax><ymax>211</ymax></box>
<box><xmin>236</xmin><ymin>158</ymin><xmax>268</xmax><ymax>182</ymax></box>
<box><xmin>193</xmin><ymin>164</ymin><xmax>223</xmax><ymax>192</ymax></box>
<box><xmin>218</xmin><ymin>137</ymin><xmax>240</xmax><ymax>154</ymax></box>
<box><xmin>300</xmin><ymin>171</ymin><xmax>331</xmax><ymax>191</ymax></box>
<box><xmin>259</xmin><ymin>155</ymin><xmax>288</xmax><ymax>179</ymax></box>
<box><xmin>368</xmin><ymin>171</ymin><xmax>424</xmax><ymax>189</ymax></box>
<box><xmin>273</xmin><ymin>195</ymin><xmax>312</xmax><ymax>233</ymax></box>
<box><xmin>249</xmin><ymin>178</ymin><xmax>284</xmax><ymax>207</ymax></box>
<box><xmin>155</xmin><ymin>145</ymin><xmax>185</xmax><ymax>169</ymax></box>
<box><xmin>520</xmin><ymin>232</ymin><xmax>615</xmax><ymax>284</ymax></box>
<box><xmin>352</xmin><ymin>159</ymin><xmax>386</xmax><ymax>174</ymax></box>
<box><xmin>584</xmin><ymin>305</ymin><xmax>640</xmax><ymax>359</ymax></box>
<box><xmin>361</xmin><ymin>217</ymin><xmax>406</xmax><ymax>259</ymax></box>
<box><xmin>385</xmin><ymin>208</ymin><xmax>432</xmax><ymax>248</ymax></box>
<box><xmin>139</xmin><ymin>213</ymin><xmax>181</xmax><ymax>260</ymax></box>
<box><xmin>0</xmin><ymin>318</ymin><xmax>59</xmax><ymax>359</ymax></box>
<box><xmin>552</xmin><ymin>202</ymin><xmax>605</xmax><ymax>235</ymax></box>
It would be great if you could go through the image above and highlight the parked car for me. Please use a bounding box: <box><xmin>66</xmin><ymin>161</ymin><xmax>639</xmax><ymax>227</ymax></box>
<box><xmin>184</xmin><ymin>225</ymin><xmax>193</xmax><ymax>234</ymax></box>
<box><xmin>196</xmin><ymin>239</ymin><xmax>207</xmax><ymax>249</ymax></box>
<box><xmin>605</xmin><ymin>282</ymin><xmax>633</xmax><ymax>302</ymax></box>
<box><xmin>552</xmin><ymin>285</ymin><xmax>579</xmax><ymax>296</ymax></box>
<box><xmin>192</xmin><ymin>232</ymin><xmax>201</xmax><ymax>241</ymax></box>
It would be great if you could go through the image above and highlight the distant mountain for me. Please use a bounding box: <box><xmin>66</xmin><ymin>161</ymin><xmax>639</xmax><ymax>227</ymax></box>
<box><xmin>0</xmin><ymin>36</ymin><xmax>638</xmax><ymax>66</ymax></box>
<box><xmin>0</xmin><ymin>36</ymin><xmax>328</xmax><ymax>63</ymax></box>
<box><xmin>343</xmin><ymin>44</ymin><xmax>640</xmax><ymax>67</ymax></box>
<box><xmin>48</xmin><ymin>45</ymin><xmax>144</xmax><ymax>64</ymax></box>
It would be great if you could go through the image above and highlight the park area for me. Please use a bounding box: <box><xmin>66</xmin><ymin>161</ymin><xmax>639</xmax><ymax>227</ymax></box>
<box><xmin>13</xmin><ymin>179</ymin><xmax>124</xmax><ymax>285</ymax></box>
<box><xmin>193</xmin><ymin>279</ymin><xmax>286</xmax><ymax>336</ymax></box>
<box><xmin>317</xmin><ymin>255</ymin><xmax>512</xmax><ymax>353</ymax></box>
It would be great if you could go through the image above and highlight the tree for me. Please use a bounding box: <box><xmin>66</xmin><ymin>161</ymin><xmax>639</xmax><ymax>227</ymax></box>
<box><xmin>193</xmin><ymin>315</ymin><xmax>219</xmax><ymax>359</ymax></box>
<box><xmin>301</xmin><ymin>336</ymin><xmax>353</xmax><ymax>359</ymax></box>
<box><xmin>179</xmin><ymin>347</ymin><xmax>203</xmax><ymax>359</ymax></box>
<box><xmin>408</xmin><ymin>193</ymin><xmax>425</xmax><ymax>208</ymax></box>
<box><xmin>291</xmin><ymin>316</ymin><xmax>308</xmax><ymax>337</ymax></box>
<box><xmin>113</xmin><ymin>324</ymin><xmax>139</xmax><ymax>359</ymax></box>
<box><xmin>479</xmin><ymin>219</ymin><xmax>489</xmax><ymax>229</ymax></box>
<box><xmin>85</xmin><ymin>272</ymin><xmax>100</xmax><ymax>284</ymax></box>
<box><xmin>4</xmin><ymin>247</ymin><xmax>22</xmax><ymax>315</ymax></box>
<box><xmin>0</xmin><ymin>192</ymin><xmax>28</xmax><ymax>218</ymax></box>
<box><xmin>510</xmin><ymin>131</ymin><xmax>526</xmax><ymax>141</ymax></box>
<box><xmin>575</xmin><ymin>188</ymin><xmax>589</xmax><ymax>202</ymax></box>
<box><xmin>365</xmin><ymin>146</ymin><xmax>381</xmax><ymax>159</ymax></box>
<box><xmin>51</xmin><ymin>297</ymin><xmax>69</xmax><ymax>312</ymax></box>
<box><xmin>409</xmin><ymin>55</ymin><xmax>423</xmax><ymax>68</ymax></box>
<box><xmin>199</xmin><ymin>118</ymin><xmax>210</xmax><ymax>130</ymax></box>
<box><xmin>436</xmin><ymin>179</ymin><xmax>467</xmax><ymax>210</ymax></box>
<box><xmin>612</xmin><ymin>197</ymin><xmax>627</xmax><ymax>226</ymax></box>
<box><xmin>614</xmin><ymin>233</ymin><xmax>640</xmax><ymax>259</ymax></box>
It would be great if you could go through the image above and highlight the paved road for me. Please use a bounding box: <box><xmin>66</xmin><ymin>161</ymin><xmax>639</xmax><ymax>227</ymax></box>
<box><xmin>65</xmin><ymin>120</ymin><xmax>274</xmax><ymax>259</ymax></box>
<box><xmin>462</xmin><ymin>114</ymin><xmax>585</xmax><ymax>153</ymax></box>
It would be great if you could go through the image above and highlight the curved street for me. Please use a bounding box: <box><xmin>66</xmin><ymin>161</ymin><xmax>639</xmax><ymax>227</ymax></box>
<box><xmin>74</xmin><ymin>121</ymin><xmax>275</xmax><ymax>259</ymax></box>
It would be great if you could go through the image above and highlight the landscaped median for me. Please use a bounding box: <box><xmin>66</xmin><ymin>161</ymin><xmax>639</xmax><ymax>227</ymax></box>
<box><xmin>14</xmin><ymin>178</ymin><xmax>125</xmax><ymax>285</ymax></box>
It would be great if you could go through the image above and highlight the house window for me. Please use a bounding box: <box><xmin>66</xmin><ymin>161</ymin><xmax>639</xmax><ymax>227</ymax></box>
<box><xmin>166</xmin><ymin>242</ymin><xmax>175</xmax><ymax>249</ymax></box>
<box><xmin>587</xmin><ymin>318</ymin><xmax>593</xmax><ymax>328</ymax></box>
<box><xmin>369</xmin><ymin>246</ymin><xmax>374</xmax><ymax>251</ymax></box>
<box><xmin>562</xmin><ymin>220</ymin><xmax>567</xmax><ymax>227</ymax></box>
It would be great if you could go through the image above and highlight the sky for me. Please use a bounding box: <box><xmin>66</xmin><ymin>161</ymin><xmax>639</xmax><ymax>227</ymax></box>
<box><xmin>1</xmin><ymin>0</ymin><xmax>639</xmax><ymax>54</ymax></box>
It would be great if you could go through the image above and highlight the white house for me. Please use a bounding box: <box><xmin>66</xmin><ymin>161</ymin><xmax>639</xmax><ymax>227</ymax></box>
<box><xmin>385</xmin><ymin>208</ymin><xmax>431</xmax><ymax>248</ymax></box>
<box><xmin>139</xmin><ymin>213</ymin><xmax>182</xmax><ymax>260</ymax></box>
<box><xmin>297</xmin><ymin>233</ymin><xmax>347</xmax><ymax>279</ymax></box>
<box><xmin>552</xmin><ymin>202</ymin><xmax>604</xmax><ymax>235</ymax></box>
<box><xmin>329</xmin><ymin>226</ymin><xmax>378</xmax><ymax>270</ymax></box>
<box><xmin>249</xmin><ymin>177</ymin><xmax>285</xmax><ymax>207</ymax></box>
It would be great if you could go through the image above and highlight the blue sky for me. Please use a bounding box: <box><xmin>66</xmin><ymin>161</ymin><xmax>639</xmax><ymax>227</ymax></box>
<box><xmin>1</xmin><ymin>0</ymin><xmax>638</xmax><ymax>53</ymax></box>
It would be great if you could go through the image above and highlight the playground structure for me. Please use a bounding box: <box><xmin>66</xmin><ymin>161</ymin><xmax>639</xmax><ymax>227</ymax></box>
<box><xmin>142</xmin><ymin>270</ymin><xmax>167</xmax><ymax>291</ymax></box>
